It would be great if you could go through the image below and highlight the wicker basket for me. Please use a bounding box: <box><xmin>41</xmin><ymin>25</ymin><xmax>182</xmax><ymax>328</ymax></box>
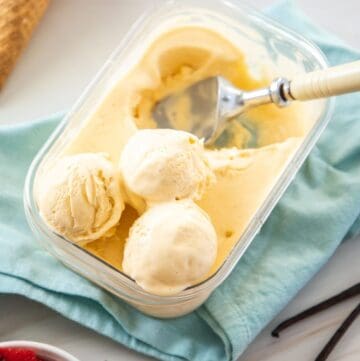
<box><xmin>0</xmin><ymin>0</ymin><xmax>49</xmax><ymax>90</ymax></box>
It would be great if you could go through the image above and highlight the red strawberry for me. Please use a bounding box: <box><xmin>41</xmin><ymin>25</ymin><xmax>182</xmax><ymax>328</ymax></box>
<box><xmin>0</xmin><ymin>348</ymin><xmax>42</xmax><ymax>361</ymax></box>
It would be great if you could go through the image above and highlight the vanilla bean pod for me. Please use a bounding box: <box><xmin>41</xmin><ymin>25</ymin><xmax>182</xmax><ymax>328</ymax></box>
<box><xmin>315</xmin><ymin>302</ymin><xmax>360</xmax><ymax>361</ymax></box>
<box><xmin>272</xmin><ymin>283</ymin><xmax>360</xmax><ymax>337</ymax></box>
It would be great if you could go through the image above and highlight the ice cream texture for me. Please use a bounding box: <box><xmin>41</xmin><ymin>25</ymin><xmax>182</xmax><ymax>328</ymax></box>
<box><xmin>123</xmin><ymin>200</ymin><xmax>217</xmax><ymax>295</ymax></box>
<box><xmin>37</xmin><ymin>153</ymin><xmax>124</xmax><ymax>244</ymax></box>
<box><xmin>37</xmin><ymin>25</ymin><xmax>321</xmax><ymax>293</ymax></box>
<box><xmin>120</xmin><ymin>129</ymin><xmax>214</xmax><ymax>204</ymax></box>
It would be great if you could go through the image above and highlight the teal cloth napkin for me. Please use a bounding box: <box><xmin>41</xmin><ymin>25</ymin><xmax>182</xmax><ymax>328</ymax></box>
<box><xmin>1</xmin><ymin>1</ymin><xmax>360</xmax><ymax>360</ymax></box>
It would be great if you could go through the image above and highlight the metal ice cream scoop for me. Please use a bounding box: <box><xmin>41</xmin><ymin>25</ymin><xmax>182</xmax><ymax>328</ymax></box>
<box><xmin>152</xmin><ymin>60</ymin><xmax>360</xmax><ymax>145</ymax></box>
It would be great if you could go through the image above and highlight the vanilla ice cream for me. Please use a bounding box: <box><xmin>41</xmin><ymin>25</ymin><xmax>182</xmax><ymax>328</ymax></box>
<box><xmin>37</xmin><ymin>153</ymin><xmax>124</xmax><ymax>244</ymax></box>
<box><xmin>120</xmin><ymin>129</ymin><xmax>214</xmax><ymax>204</ymax></box>
<box><xmin>122</xmin><ymin>200</ymin><xmax>217</xmax><ymax>295</ymax></box>
<box><xmin>36</xmin><ymin>25</ymin><xmax>322</xmax><ymax>297</ymax></box>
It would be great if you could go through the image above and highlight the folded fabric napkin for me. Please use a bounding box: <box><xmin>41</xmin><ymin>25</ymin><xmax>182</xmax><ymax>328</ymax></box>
<box><xmin>1</xmin><ymin>1</ymin><xmax>359</xmax><ymax>360</ymax></box>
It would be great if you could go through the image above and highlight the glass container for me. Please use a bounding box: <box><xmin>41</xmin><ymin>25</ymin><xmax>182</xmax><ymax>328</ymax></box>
<box><xmin>24</xmin><ymin>0</ymin><xmax>334</xmax><ymax>318</ymax></box>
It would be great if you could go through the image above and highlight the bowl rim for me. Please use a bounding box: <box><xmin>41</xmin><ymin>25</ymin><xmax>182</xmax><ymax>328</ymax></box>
<box><xmin>0</xmin><ymin>341</ymin><xmax>80</xmax><ymax>361</ymax></box>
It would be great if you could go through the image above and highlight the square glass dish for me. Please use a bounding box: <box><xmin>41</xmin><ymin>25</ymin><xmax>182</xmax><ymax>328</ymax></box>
<box><xmin>24</xmin><ymin>0</ymin><xmax>334</xmax><ymax>318</ymax></box>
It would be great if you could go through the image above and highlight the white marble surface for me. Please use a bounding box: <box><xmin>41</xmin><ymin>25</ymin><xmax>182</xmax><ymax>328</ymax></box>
<box><xmin>0</xmin><ymin>1</ymin><xmax>359</xmax><ymax>360</ymax></box>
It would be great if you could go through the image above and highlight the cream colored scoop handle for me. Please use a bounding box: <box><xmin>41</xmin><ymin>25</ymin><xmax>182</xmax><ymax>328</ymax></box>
<box><xmin>289</xmin><ymin>60</ymin><xmax>360</xmax><ymax>101</ymax></box>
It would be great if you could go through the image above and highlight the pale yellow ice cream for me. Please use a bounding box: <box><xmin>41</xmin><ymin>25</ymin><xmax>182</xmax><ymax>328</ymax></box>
<box><xmin>120</xmin><ymin>129</ymin><xmax>214</xmax><ymax>204</ymax></box>
<box><xmin>37</xmin><ymin>153</ymin><xmax>124</xmax><ymax>244</ymax></box>
<box><xmin>201</xmin><ymin>139</ymin><xmax>302</xmax><ymax>273</ymax></box>
<box><xmin>123</xmin><ymin>200</ymin><xmax>217</xmax><ymax>296</ymax></box>
<box><xmin>36</xmin><ymin>25</ymin><xmax>322</xmax><ymax>294</ymax></box>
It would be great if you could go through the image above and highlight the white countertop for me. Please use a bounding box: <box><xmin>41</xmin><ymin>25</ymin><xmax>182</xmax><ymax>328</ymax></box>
<box><xmin>1</xmin><ymin>1</ymin><xmax>359</xmax><ymax>360</ymax></box>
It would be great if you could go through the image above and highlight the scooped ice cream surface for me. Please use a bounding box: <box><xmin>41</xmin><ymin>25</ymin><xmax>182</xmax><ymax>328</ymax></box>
<box><xmin>37</xmin><ymin>26</ymin><xmax>321</xmax><ymax>295</ymax></box>
<box><xmin>122</xmin><ymin>200</ymin><xmax>217</xmax><ymax>295</ymax></box>
<box><xmin>120</xmin><ymin>129</ymin><xmax>214</xmax><ymax>204</ymax></box>
<box><xmin>37</xmin><ymin>153</ymin><xmax>124</xmax><ymax>244</ymax></box>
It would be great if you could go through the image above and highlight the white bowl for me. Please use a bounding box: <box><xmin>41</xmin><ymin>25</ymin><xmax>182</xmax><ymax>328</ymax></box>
<box><xmin>0</xmin><ymin>341</ymin><xmax>80</xmax><ymax>361</ymax></box>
